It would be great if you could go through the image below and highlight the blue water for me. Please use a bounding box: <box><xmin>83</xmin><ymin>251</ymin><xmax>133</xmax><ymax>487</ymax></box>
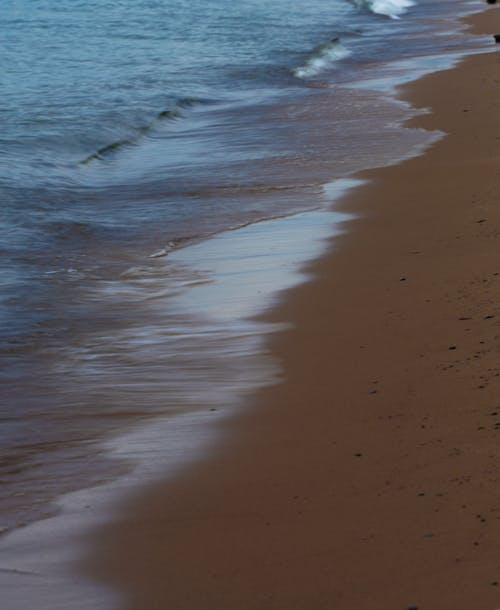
<box><xmin>3</xmin><ymin>0</ymin><xmax>352</xmax><ymax>184</ymax></box>
<box><xmin>0</xmin><ymin>0</ymin><xmax>483</xmax><ymax>335</ymax></box>
<box><xmin>0</xmin><ymin>0</ymin><xmax>491</xmax><ymax>535</ymax></box>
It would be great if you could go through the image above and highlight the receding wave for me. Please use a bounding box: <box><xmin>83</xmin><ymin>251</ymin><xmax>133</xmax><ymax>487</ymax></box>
<box><xmin>293</xmin><ymin>38</ymin><xmax>351</xmax><ymax>79</ymax></box>
<box><xmin>80</xmin><ymin>97</ymin><xmax>202</xmax><ymax>165</ymax></box>
<box><xmin>353</xmin><ymin>0</ymin><xmax>415</xmax><ymax>19</ymax></box>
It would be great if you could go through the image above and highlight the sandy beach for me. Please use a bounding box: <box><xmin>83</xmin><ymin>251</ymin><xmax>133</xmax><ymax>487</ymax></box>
<box><xmin>86</xmin><ymin>7</ymin><xmax>500</xmax><ymax>609</ymax></box>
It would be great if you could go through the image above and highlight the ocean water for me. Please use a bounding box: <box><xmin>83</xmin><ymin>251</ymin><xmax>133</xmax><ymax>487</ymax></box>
<box><xmin>0</xmin><ymin>0</ymin><xmax>492</xmax><ymax>566</ymax></box>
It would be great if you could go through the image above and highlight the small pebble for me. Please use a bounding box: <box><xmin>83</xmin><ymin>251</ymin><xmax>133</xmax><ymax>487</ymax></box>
<box><xmin>448</xmin><ymin>345</ymin><xmax>457</xmax><ymax>350</ymax></box>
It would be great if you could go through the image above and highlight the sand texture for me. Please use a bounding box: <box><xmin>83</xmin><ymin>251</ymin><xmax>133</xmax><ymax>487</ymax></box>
<box><xmin>87</xmin><ymin>9</ymin><xmax>500</xmax><ymax>610</ymax></box>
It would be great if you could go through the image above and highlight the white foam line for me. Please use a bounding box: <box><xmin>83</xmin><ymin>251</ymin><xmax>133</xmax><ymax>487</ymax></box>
<box><xmin>369</xmin><ymin>0</ymin><xmax>415</xmax><ymax>19</ymax></box>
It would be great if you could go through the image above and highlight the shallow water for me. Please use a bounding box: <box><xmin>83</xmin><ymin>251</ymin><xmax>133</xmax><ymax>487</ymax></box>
<box><xmin>0</xmin><ymin>195</ymin><xmax>355</xmax><ymax>610</ymax></box>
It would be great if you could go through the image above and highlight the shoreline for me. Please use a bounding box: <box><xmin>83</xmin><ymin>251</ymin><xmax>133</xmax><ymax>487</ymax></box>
<box><xmin>0</xmin><ymin>0</ymin><xmax>486</xmax><ymax>543</ymax></box>
<box><xmin>87</xmin><ymin>6</ymin><xmax>500</xmax><ymax>610</ymax></box>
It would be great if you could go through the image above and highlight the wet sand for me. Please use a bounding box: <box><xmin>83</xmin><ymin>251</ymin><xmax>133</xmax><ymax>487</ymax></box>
<box><xmin>87</xmin><ymin>8</ymin><xmax>500</xmax><ymax>610</ymax></box>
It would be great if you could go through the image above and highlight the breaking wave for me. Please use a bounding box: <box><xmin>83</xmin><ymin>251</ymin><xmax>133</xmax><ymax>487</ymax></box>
<box><xmin>293</xmin><ymin>38</ymin><xmax>351</xmax><ymax>79</ymax></box>
<box><xmin>354</xmin><ymin>0</ymin><xmax>415</xmax><ymax>19</ymax></box>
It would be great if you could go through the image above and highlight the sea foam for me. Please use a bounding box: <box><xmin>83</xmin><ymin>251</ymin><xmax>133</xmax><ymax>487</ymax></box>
<box><xmin>356</xmin><ymin>0</ymin><xmax>415</xmax><ymax>19</ymax></box>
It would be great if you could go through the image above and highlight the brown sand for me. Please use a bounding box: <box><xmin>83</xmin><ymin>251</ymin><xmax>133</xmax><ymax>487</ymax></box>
<box><xmin>88</xmin><ymin>9</ymin><xmax>500</xmax><ymax>610</ymax></box>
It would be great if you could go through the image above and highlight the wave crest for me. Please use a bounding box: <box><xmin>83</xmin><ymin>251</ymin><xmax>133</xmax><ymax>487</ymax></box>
<box><xmin>79</xmin><ymin>98</ymin><xmax>202</xmax><ymax>165</ymax></box>
<box><xmin>354</xmin><ymin>0</ymin><xmax>415</xmax><ymax>19</ymax></box>
<box><xmin>293</xmin><ymin>38</ymin><xmax>351</xmax><ymax>79</ymax></box>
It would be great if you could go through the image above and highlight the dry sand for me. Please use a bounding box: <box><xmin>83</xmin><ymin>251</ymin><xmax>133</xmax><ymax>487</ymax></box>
<box><xmin>87</xmin><ymin>8</ymin><xmax>500</xmax><ymax>610</ymax></box>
